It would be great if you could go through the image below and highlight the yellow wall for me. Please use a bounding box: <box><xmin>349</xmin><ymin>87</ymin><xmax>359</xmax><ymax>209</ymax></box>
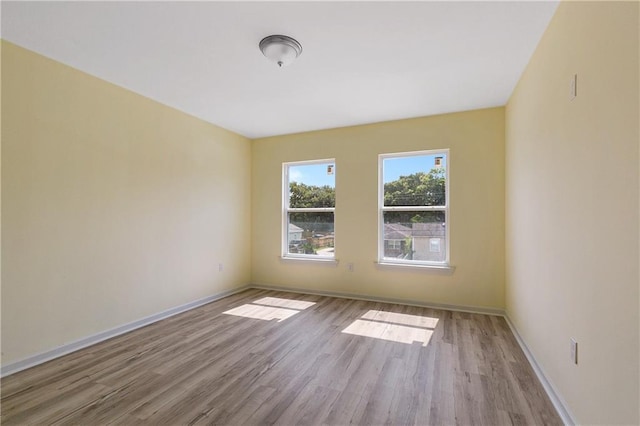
<box><xmin>1</xmin><ymin>41</ymin><xmax>252</xmax><ymax>364</ymax></box>
<box><xmin>252</xmin><ymin>108</ymin><xmax>505</xmax><ymax>310</ymax></box>
<box><xmin>505</xmin><ymin>2</ymin><xmax>639</xmax><ymax>424</ymax></box>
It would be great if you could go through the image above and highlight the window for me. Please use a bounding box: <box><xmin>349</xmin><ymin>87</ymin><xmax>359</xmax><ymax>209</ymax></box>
<box><xmin>379</xmin><ymin>150</ymin><xmax>449</xmax><ymax>266</ymax></box>
<box><xmin>388</xmin><ymin>240</ymin><xmax>402</xmax><ymax>250</ymax></box>
<box><xmin>429</xmin><ymin>238</ymin><xmax>441</xmax><ymax>253</ymax></box>
<box><xmin>283</xmin><ymin>159</ymin><xmax>335</xmax><ymax>259</ymax></box>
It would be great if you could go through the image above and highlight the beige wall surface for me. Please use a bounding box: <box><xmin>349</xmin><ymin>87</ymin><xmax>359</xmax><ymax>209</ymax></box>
<box><xmin>505</xmin><ymin>2</ymin><xmax>639</xmax><ymax>424</ymax></box>
<box><xmin>1</xmin><ymin>41</ymin><xmax>251</xmax><ymax>364</ymax></box>
<box><xmin>252</xmin><ymin>108</ymin><xmax>505</xmax><ymax>310</ymax></box>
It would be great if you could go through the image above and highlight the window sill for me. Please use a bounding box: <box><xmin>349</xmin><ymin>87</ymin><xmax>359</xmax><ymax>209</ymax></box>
<box><xmin>374</xmin><ymin>261</ymin><xmax>455</xmax><ymax>275</ymax></box>
<box><xmin>280</xmin><ymin>256</ymin><xmax>339</xmax><ymax>266</ymax></box>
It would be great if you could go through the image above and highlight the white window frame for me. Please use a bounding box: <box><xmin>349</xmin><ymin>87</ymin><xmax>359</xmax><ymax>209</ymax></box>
<box><xmin>282</xmin><ymin>159</ymin><xmax>336</xmax><ymax>261</ymax></box>
<box><xmin>378</xmin><ymin>149</ymin><xmax>450</xmax><ymax>267</ymax></box>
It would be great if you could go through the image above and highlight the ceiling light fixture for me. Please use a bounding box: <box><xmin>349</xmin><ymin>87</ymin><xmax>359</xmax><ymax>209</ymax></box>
<box><xmin>259</xmin><ymin>35</ymin><xmax>303</xmax><ymax>68</ymax></box>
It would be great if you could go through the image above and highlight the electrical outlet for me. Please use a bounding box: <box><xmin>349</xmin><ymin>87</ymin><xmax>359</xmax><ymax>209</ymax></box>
<box><xmin>218</xmin><ymin>263</ymin><xmax>223</xmax><ymax>272</ymax></box>
<box><xmin>347</xmin><ymin>263</ymin><xmax>355</xmax><ymax>272</ymax></box>
<box><xmin>570</xmin><ymin>338</ymin><xmax>578</xmax><ymax>364</ymax></box>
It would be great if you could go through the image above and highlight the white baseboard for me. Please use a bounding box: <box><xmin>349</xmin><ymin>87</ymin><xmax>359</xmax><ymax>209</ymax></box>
<box><xmin>1</xmin><ymin>282</ymin><xmax>576</xmax><ymax>426</ymax></box>
<box><xmin>250</xmin><ymin>283</ymin><xmax>504</xmax><ymax>316</ymax></box>
<box><xmin>503</xmin><ymin>315</ymin><xmax>576</xmax><ymax>426</ymax></box>
<box><xmin>0</xmin><ymin>286</ymin><xmax>249</xmax><ymax>377</ymax></box>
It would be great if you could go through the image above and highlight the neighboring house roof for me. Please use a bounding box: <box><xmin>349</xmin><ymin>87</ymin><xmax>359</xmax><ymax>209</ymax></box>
<box><xmin>411</xmin><ymin>222</ymin><xmax>446</xmax><ymax>238</ymax></box>
<box><xmin>384</xmin><ymin>223</ymin><xmax>412</xmax><ymax>240</ymax></box>
<box><xmin>384</xmin><ymin>222</ymin><xmax>445</xmax><ymax>239</ymax></box>
<box><xmin>288</xmin><ymin>223</ymin><xmax>304</xmax><ymax>233</ymax></box>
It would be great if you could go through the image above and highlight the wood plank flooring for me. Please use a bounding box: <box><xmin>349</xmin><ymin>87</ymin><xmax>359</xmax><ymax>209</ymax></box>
<box><xmin>1</xmin><ymin>289</ymin><xmax>561</xmax><ymax>425</ymax></box>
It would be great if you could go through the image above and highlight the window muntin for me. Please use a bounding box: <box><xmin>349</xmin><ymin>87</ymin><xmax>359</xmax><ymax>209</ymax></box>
<box><xmin>379</xmin><ymin>150</ymin><xmax>449</xmax><ymax>266</ymax></box>
<box><xmin>283</xmin><ymin>160</ymin><xmax>335</xmax><ymax>259</ymax></box>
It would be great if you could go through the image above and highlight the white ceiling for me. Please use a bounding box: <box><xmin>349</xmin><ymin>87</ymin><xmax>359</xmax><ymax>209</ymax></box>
<box><xmin>2</xmin><ymin>1</ymin><xmax>558</xmax><ymax>139</ymax></box>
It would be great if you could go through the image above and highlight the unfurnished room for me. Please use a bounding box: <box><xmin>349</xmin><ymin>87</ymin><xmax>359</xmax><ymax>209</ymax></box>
<box><xmin>0</xmin><ymin>1</ymin><xmax>638</xmax><ymax>425</ymax></box>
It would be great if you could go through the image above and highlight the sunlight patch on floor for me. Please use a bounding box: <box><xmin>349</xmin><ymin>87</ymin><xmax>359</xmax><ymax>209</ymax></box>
<box><xmin>342</xmin><ymin>310</ymin><xmax>439</xmax><ymax>346</ymax></box>
<box><xmin>361</xmin><ymin>310</ymin><xmax>439</xmax><ymax>328</ymax></box>
<box><xmin>223</xmin><ymin>297</ymin><xmax>316</xmax><ymax>322</ymax></box>
<box><xmin>252</xmin><ymin>297</ymin><xmax>316</xmax><ymax>310</ymax></box>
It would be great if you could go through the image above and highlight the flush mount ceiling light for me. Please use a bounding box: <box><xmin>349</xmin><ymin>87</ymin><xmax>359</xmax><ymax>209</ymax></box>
<box><xmin>259</xmin><ymin>35</ymin><xmax>303</xmax><ymax>67</ymax></box>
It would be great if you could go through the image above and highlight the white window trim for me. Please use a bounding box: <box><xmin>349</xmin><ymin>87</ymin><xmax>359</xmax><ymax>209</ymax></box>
<box><xmin>282</xmin><ymin>158</ymin><xmax>336</xmax><ymax>261</ymax></box>
<box><xmin>374</xmin><ymin>261</ymin><xmax>455</xmax><ymax>274</ymax></box>
<box><xmin>378</xmin><ymin>149</ymin><xmax>451</xmax><ymax>269</ymax></box>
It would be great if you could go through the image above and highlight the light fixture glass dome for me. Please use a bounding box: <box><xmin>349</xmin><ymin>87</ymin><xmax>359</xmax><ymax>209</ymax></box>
<box><xmin>259</xmin><ymin>35</ymin><xmax>303</xmax><ymax>67</ymax></box>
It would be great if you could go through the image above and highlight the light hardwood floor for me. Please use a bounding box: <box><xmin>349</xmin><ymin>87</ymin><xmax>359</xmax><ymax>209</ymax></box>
<box><xmin>1</xmin><ymin>289</ymin><xmax>561</xmax><ymax>425</ymax></box>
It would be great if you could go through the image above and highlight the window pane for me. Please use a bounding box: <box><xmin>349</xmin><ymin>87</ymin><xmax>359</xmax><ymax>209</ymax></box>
<box><xmin>383</xmin><ymin>154</ymin><xmax>446</xmax><ymax>206</ymax></box>
<box><xmin>289</xmin><ymin>163</ymin><xmax>335</xmax><ymax>208</ymax></box>
<box><xmin>288</xmin><ymin>212</ymin><xmax>335</xmax><ymax>257</ymax></box>
<box><xmin>382</xmin><ymin>211</ymin><xmax>446</xmax><ymax>262</ymax></box>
